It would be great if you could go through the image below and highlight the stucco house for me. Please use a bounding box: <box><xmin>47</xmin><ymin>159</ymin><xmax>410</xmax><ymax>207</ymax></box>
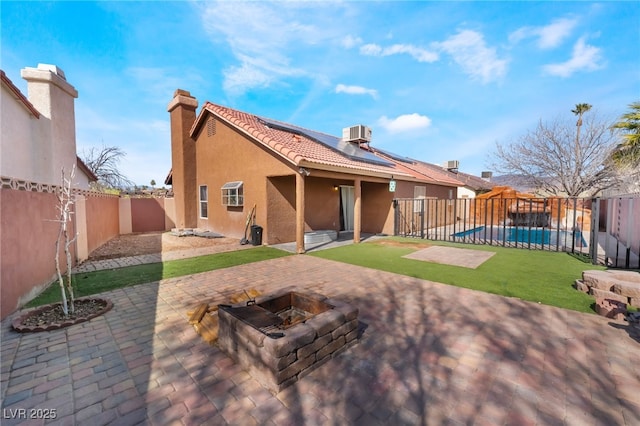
<box><xmin>1</xmin><ymin>64</ymin><xmax>100</xmax><ymax>319</ymax></box>
<box><xmin>1</xmin><ymin>65</ymin><xmax>97</xmax><ymax>187</ymax></box>
<box><xmin>167</xmin><ymin>89</ymin><xmax>465</xmax><ymax>253</ymax></box>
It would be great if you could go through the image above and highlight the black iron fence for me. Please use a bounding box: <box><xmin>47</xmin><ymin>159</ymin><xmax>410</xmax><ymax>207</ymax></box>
<box><xmin>393</xmin><ymin>196</ymin><xmax>640</xmax><ymax>268</ymax></box>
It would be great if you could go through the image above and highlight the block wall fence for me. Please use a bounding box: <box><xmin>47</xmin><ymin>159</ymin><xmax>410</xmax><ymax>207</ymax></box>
<box><xmin>0</xmin><ymin>176</ymin><xmax>176</xmax><ymax>319</ymax></box>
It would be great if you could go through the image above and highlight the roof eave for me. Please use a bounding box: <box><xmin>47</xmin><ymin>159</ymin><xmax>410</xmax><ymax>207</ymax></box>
<box><xmin>1</xmin><ymin>70</ymin><xmax>41</xmax><ymax>118</ymax></box>
<box><xmin>76</xmin><ymin>156</ymin><xmax>98</xmax><ymax>182</ymax></box>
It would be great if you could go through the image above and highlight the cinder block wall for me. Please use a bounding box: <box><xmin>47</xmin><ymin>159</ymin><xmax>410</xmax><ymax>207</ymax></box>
<box><xmin>0</xmin><ymin>179</ymin><xmax>175</xmax><ymax>320</ymax></box>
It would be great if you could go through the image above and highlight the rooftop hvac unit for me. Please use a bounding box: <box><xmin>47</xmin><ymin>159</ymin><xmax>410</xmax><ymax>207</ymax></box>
<box><xmin>445</xmin><ymin>160</ymin><xmax>459</xmax><ymax>170</ymax></box>
<box><xmin>342</xmin><ymin>125</ymin><xmax>372</xmax><ymax>143</ymax></box>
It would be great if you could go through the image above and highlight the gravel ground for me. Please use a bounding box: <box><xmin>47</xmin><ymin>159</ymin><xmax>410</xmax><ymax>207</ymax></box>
<box><xmin>88</xmin><ymin>231</ymin><xmax>241</xmax><ymax>260</ymax></box>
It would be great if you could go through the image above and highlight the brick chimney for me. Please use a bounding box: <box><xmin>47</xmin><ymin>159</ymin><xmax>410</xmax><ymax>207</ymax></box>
<box><xmin>167</xmin><ymin>89</ymin><xmax>198</xmax><ymax>229</ymax></box>
<box><xmin>20</xmin><ymin>64</ymin><xmax>78</xmax><ymax>185</ymax></box>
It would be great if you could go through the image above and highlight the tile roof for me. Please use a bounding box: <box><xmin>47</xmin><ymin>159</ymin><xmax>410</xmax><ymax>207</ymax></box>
<box><xmin>370</xmin><ymin>149</ymin><xmax>463</xmax><ymax>186</ymax></box>
<box><xmin>192</xmin><ymin>102</ymin><xmax>475</xmax><ymax>188</ymax></box>
<box><xmin>402</xmin><ymin>159</ymin><xmax>494</xmax><ymax>191</ymax></box>
<box><xmin>196</xmin><ymin>102</ymin><xmax>412</xmax><ymax>178</ymax></box>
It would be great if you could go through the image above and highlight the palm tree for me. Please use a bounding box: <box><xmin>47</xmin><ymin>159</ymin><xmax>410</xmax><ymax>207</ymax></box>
<box><xmin>611</xmin><ymin>101</ymin><xmax>640</xmax><ymax>168</ymax></box>
<box><xmin>570</xmin><ymin>103</ymin><xmax>592</xmax><ymax>180</ymax></box>
<box><xmin>572</xmin><ymin>103</ymin><xmax>592</xmax><ymax>143</ymax></box>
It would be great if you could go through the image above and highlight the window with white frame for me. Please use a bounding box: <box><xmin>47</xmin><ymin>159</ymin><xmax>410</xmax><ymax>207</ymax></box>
<box><xmin>413</xmin><ymin>186</ymin><xmax>426</xmax><ymax>212</ymax></box>
<box><xmin>199</xmin><ymin>185</ymin><xmax>208</xmax><ymax>218</ymax></box>
<box><xmin>221</xmin><ymin>181</ymin><xmax>244</xmax><ymax>206</ymax></box>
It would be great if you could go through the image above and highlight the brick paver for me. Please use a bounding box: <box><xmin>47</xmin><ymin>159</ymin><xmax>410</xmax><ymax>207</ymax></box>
<box><xmin>2</xmin><ymin>254</ymin><xmax>639</xmax><ymax>425</ymax></box>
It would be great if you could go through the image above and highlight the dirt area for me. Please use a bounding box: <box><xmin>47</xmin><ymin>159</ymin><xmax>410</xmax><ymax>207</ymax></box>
<box><xmin>88</xmin><ymin>232</ymin><xmax>241</xmax><ymax>260</ymax></box>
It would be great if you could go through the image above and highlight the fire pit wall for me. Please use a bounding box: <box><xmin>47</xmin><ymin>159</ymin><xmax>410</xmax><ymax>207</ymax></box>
<box><xmin>217</xmin><ymin>287</ymin><xmax>359</xmax><ymax>394</ymax></box>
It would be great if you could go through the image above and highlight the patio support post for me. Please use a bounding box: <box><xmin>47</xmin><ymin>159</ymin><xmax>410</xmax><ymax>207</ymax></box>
<box><xmin>354</xmin><ymin>177</ymin><xmax>362</xmax><ymax>243</ymax></box>
<box><xmin>296</xmin><ymin>172</ymin><xmax>306</xmax><ymax>254</ymax></box>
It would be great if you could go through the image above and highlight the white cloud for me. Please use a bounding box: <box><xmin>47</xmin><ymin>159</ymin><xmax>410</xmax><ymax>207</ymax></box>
<box><xmin>542</xmin><ymin>37</ymin><xmax>604</xmax><ymax>77</ymax></box>
<box><xmin>433</xmin><ymin>30</ymin><xmax>508</xmax><ymax>83</ymax></box>
<box><xmin>509</xmin><ymin>17</ymin><xmax>578</xmax><ymax>49</ymax></box>
<box><xmin>360</xmin><ymin>43</ymin><xmax>383</xmax><ymax>56</ymax></box>
<box><xmin>335</xmin><ymin>84</ymin><xmax>378</xmax><ymax>99</ymax></box>
<box><xmin>199</xmin><ymin>2</ymin><xmax>345</xmax><ymax>95</ymax></box>
<box><xmin>342</xmin><ymin>35</ymin><xmax>362</xmax><ymax>49</ymax></box>
<box><xmin>377</xmin><ymin>113</ymin><xmax>432</xmax><ymax>133</ymax></box>
<box><xmin>360</xmin><ymin>43</ymin><xmax>439</xmax><ymax>63</ymax></box>
<box><xmin>223</xmin><ymin>63</ymin><xmax>272</xmax><ymax>94</ymax></box>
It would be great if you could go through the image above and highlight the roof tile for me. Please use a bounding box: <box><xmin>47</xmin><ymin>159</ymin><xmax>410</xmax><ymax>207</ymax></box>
<box><xmin>196</xmin><ymin>102</ymin><xmax>471</xmax><ymax>187</ymax></box>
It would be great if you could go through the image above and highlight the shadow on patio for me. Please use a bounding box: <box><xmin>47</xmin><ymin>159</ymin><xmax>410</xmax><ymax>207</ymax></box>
<box><xmin>1</xmin><ymin>255</ymin><xmax>639</xmax><ymax>424</ymax></box>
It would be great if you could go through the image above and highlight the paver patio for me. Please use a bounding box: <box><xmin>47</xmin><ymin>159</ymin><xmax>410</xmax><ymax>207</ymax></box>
<box><xmin>1</xmin><ymin>255</ymin><xmax>639</xmax><ymax>425</ymax></box>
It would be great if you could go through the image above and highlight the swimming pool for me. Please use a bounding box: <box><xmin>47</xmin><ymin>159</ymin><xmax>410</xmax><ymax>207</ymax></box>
<box><xmin>452</xmin><ymin>226</ymin><xmax>588</xmax><ymax>248</ymax></box>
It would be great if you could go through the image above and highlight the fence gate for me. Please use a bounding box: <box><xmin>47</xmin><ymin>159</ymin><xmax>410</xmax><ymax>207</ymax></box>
<box><xmin>394</xmin><ymin>196</ymin><xmax>640</xmax><ymax>268</ymax></box>
<box><xmin>590</xmin><ymin>196</ymin><xmax>640</xmax><ymax>269</ymax></box>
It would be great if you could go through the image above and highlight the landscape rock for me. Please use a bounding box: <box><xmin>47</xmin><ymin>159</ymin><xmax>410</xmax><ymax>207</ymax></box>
<box><xmin>594</xmin><ymin>298</ymin><xmax>627</xmax><ymax>321</ymax></box>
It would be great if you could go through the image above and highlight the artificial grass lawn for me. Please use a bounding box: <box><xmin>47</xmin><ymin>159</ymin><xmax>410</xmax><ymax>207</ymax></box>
<box><xmin>310</xmin><ymin>237</ymin><xmax>606</xmax><ymax>314</ymax></box>
<box><xmin>27</xmin><ymin>246</ymin><xmax>291</xmax><ymax>308</ymax></box>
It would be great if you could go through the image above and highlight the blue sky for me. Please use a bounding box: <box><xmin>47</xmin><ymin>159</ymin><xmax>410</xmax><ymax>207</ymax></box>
<box><xmin>2</xmin><ymin>1</ymin><xmax>638</xmax><ymax>185</ymax></box>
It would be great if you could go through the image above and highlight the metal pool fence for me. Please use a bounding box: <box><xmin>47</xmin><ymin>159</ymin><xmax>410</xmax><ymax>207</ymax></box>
<box><xmin>393</xmin><ymin>196</ymin><xmax>640</xmax><ymax>269</ymax></box>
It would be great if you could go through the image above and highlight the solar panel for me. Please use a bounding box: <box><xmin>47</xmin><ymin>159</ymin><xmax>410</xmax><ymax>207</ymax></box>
<box><xmin>258</xmin><ymin>116</ymin><xmax>394</xmax><ymax>167</ymax></box>
<box><xmin>371</xmin><ymin>147</ymin><xmax>415</xmax><ymax>164</ymax></box>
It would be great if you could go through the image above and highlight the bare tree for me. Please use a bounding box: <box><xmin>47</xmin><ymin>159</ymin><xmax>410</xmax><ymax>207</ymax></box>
<box><xmin>54</xmin><ymin>166</ymin><xmax>78</xmax><ymax>317</ymax></box>
<box><xmin>81</xmin><ymin>145</ymin><xmax>133</xmax><ymax>190</ymax></box>
<box><xmin>489</xmin><ymin>107</ymin><xmax>620</xmax><ymax>197</ymax></box>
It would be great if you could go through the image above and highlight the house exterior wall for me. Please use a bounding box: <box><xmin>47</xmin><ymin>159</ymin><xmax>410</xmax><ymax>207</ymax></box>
<box><xmin>163</xmin><ymin>197</ymin><xmax>176</xmax><ymax>230</ymax></box>
<box><xmin>0</xmin><ymin>83</ymin><xmax>44</xmax><ymax>182</ymax></box>
<box><xmin>193</xmin><ymin>116</ymin><xmax>294</xmax><ymax>240</ymax></box>
<box><xmin>393</xmin><ymin>180</ymin><xmax>457</xmax><ymax>199</ymax></box>
<box><xmin>304</xmin><ymin>177</ymin><xmax>344</xmax><ymax>231</ymax></box>
<box><xmin>458</xmin><ymin>187</ymin><xmax>476</xmax><ymax>199</ymax></box>
<box><xmin>362</xmin><ymin>181</ymin><xmax>394</xmax><ymax>234</ymax></box>
<box><xmin>266</xmin><ymin>176</ymin><xmax>296</xmax><ymax>244</ymax></box>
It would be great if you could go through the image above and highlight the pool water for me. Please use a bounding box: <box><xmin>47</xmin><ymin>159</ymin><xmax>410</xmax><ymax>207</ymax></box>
<box><xmin>452</xmin><ymin>226</ymin><xmax>588</xmax><ymax>247</ymax></box>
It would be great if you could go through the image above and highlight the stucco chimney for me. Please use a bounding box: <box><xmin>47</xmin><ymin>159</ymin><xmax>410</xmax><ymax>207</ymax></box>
<box><xmin>168</xmin><ymin>89</ymin><xmax>198</xmax><ymax>229</ymax></box>
<box><xmin>21</xmin><ymin>64</ymin><xmax>78</xmax><ymax>185</ymax></box>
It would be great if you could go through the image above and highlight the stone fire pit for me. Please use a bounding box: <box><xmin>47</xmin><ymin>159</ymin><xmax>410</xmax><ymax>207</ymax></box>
<box><xmin>217</xmin><ymin>287</ymin><xmax>359</xmax><ymax>393</ymax></box>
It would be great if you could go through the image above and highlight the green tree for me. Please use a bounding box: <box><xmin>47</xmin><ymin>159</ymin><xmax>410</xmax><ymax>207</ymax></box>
<box><xmin>611</xmin><ymin>101</ymin><xmax>640</xmax><ymax>168</ymax></box>
<box><xmin>150</xmin><ymin>179</ymin><xmax>156</xmax><ymax>188</ymax></box>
